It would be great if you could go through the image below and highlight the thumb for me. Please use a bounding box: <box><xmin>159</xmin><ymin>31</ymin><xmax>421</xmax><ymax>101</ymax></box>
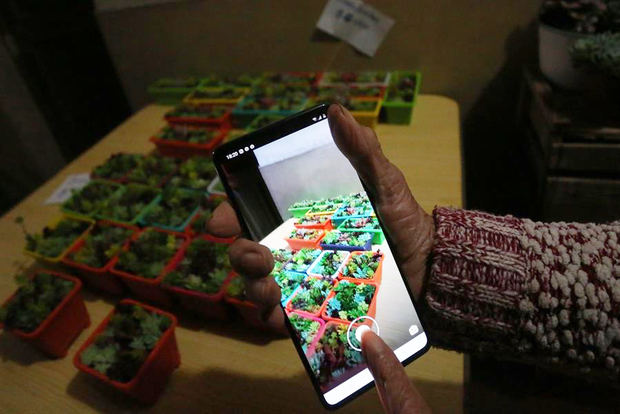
<box><xmin>361</xmin><ymin>330</ymin><xmax>430</xmax><ymax>414</ymax></box>
<box><xmin>327</xmin><ymin>103</ymin><xmax>434</xmax><ymax>299</ymax></box>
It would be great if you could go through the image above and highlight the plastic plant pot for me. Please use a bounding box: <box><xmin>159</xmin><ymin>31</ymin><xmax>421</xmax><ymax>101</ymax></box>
<box><xmin>73</xmin><ymin>299</ymin><xmax>180</xmax><ymax>404</ymax></box>
<box><xmin>23</xmin><ymin>216</ymin><xmax>94</xmax><ymax>264</ymax></box>
<box><xmin>125</xmin><ymin>156</ymin><xmax>179</xmax><ymax>189</ymax></box>
<box><xmin>110</xmin><ymin>229</ymin><xmax>189</xmax><ymax>307</ymax></box>
<box><xmin>339</xmin><ymin>251</ymin><xmax>384</xmax><ymax>285</ymax></box>
<box><xmin>162</xmin><ymin>237</ymin><xmax>235</xmax><ymax>320</ymax></box>
<box><xmin>285</xmin><ymin>229</ymin><xmax>325</xmax><ymax>251</ymax></box>
<box><xmin>150</xmin><ymin>126</ymin><xmax>227</xmax><ymax>158</ymax></box>
<box><xmin>314</xmin><ymin>85</ymin><xmax>386</xmax><ymax>101</ymax></box>
<box><xmin>307</xmin><ymin>250</ymin><xmax>350</xmax><ymax>280</ymax></box>
<box><xmin>260</xmin><ymin>71</ymin><xmax>323</xmax><ymax>87</ymax></box>
<box><xmin>183</xmin><ymin>87</ymin><xmax>249</xmax><ymax>106</ymax></box>
<box><xmin>164</xmin><ymin>105</ymin><xmax>232</xmax><ymax>127</ymax></box>
<box><xmin>207</xmin><ymin>177</ymin><xmax>227</xmax><ymax>197</ymax></box>
<box><xmin>91</xmin><ymin>153</ymin><xmax>144</xmax><ymax>183</ymax></box>
<box><xmin>283</xmin><ymin>248</ymin><xmax>321</xmax><ymax>274</ymax></box>
<box><xmin>350</xmin><ymin>98</ymin><xmax>382</xmax><ymax>129</ymax></box>
<box><xmin>337</xmin><ymin>217</ymin><xmax>385</xmax><ymax>245</ymax></box>
<box><xmin>274</xmin><ymin>270</ymin><xmax>307</xmax><ymax>306</ymax></box>
<box><xmin>231</xmin><ymin>88</ymin><xmax>309</xmax><ymax>128</ymax></box>
<box><xmin>286</xmin><ymin>311</ymin><xmax>326</xmax><ymax>357</ymax></box>
<box><xmin>320</xmin><ymin>230</ymin><xmax>373</xmax><ymax>252</ymax></box>
<box><xmin>147</xmin><ymin>77</ymin><xmax>199</xmax><ymax>105</ymax></box>
<box><xmin>61</xmin><ymin>180</ymin><xmax>123</xmax><ymax>220</ymax></box>
<box><xmin>288</xmin><ymin>205</ymin><xmax>312</xmax><ymax>218</ymax></box>
<box><xmin>321</xmin><ymin>279</ymin><xmax>379</xmax><ymax>326</ymax></box>
<box><xmin>61</xmin><ymin>221</ymin><xmax>139</xmax><ymax>295</ymax></box>
<box><xmin>320</xmin><ymin>71</ymin><xmax>391</xmax><ymax>88</ymax></box>
<box><xmin>294</xmin><ymin>216</ymin><xmax>333</xmax><ymax>231</ymax></box>
<box><xmin>137</xmin><ymin>188</ymin><xmax>203</xmax><ymax>233</ymax></box>
<box><xmin>0</xmin><ymin>271</ymin><xmax>90</xmax><ymax>358</ymax></box>
<box><xmin>284</xmin><ymin>276</ymin><xmax>334</xmax><ymax>319</ymax></box>
<box><xmin>305</xmin><ymin>203</ymin><xmax>342</xmax><ymax>217</ymax></box>
<box><xmin>310</xmin><ymin>320</ymin><xmax>367</xmax><ymax>392</ymax></box>
<box><xmin>96</xmin><ymin>184</ymin><xmax>161</xmax><ymax>226</ymax></box>
<box><xmin>331</xmin><ymin>204</ymin><xmax>372</xmax><ymax>228</ymax></box>
<box><xmin>381</xmin><ymin>71</ymin><xmax>422</xmax><ymax>125</ymax></box>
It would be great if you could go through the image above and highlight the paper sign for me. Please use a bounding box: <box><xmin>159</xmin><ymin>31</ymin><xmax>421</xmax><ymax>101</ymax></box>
<box><xmin>45</xmin><ymin>173</ymin><xmax>90</xmax><ymax>205</ymax></box>
<box><xmin>316</xmin><ymin>0</ymin><xmax>394</xmax><ymax>57</ymax></box>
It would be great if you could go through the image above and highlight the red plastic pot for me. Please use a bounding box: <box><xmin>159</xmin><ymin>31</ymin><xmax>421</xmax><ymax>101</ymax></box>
<box><xmin>321</xmin><ymin>279</ymin><xmax>378</xmax><ymax>326</ymax></box>
<box><xmin>0</xmin><ymin>270</ymin><xmax>90</xmax><ymax>358</ymax></box>
<box><xmin>338</xmin><ymin>251</ymin><xmax>384</xmax><ymax>285</ymax></box>
<box><xmin>149</xmin><ymin>127</ymin><xmax>227</xmax><ymax>158</ymax></box>
<box><xmin>73</xmin><ymin>299</ymin><xmax>181</xmax><ymax>404</ymax></box>
<box><xmin>109</xmin><ymin>228</ymin><xmax>189</xmax><ymax>308</ymax></box>
<box><xmin>164</xmin><ymin>106</ymin><xmax>232</xmax><ymax>127</ymax></box>
<box><xmin>284</xmin><ymin>230</ymin><xmax>325</xmax><ymax>251</ymax></box>
<box><xmin>62</xmin><ymin>221</ymin><xmax>139</xmax><ymax>295</ymax></box>
<box><xmin>162</xmin><ymin>236</ymin><xmax>234</xmax><ymax>320</ymax></box>
<box><xmin>286</xmin><ymin>310</ymin><xmax>326</xmax><ymax>358</ymax></box>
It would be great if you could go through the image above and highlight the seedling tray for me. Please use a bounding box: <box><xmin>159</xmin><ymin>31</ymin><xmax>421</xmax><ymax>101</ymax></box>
<box><xmin>150</xmin><ymin>126</ymin><xmax>227</xmax><ymax>158</ymax></box>
<box><xmin>162</xmin><ymin>237</ymin><xmax>234</xmax><ymax>320</ymax></box>
<box><xmin>339</xmin><ymin>251</ymin><xmax>384</xmax><ymax>285</ymax></box>
<box><xmin>381</xmin><ymin>71</ymin><xmax>422</xmax><ymax>125</ymax></box>
<box><xmin>320</xmin><ymin>71</ymin><xmax>391</xmax><ymax>88</ymax></box>
<box><xmin>183</xmin><ymin>87</ymin><xmax>249</xmax><ymax>105</ymax></box>
<box><xmin>0</xmin><ymin>270</ymin><xmax>90</xmax><ymax>358</ymax></box>
<box><xmin>307</xmin><ymin>250</ymin><xmax>350</xmax><ymax>280</ymax></box>
<box><xmin>294</xmin><ymin>216</ymin><xmax>333</xmax><ymax>231</ymax></box>
<box><xmin>61</xmin><ymin>221</ymin><xmax>139</xmax><ymax>295</ymax></box>
<box><xmin>165</xmin><ymin>105</ymin><xmax>232</xmax><ymax>127</ymax></box>
<box><xmin>319</xmin><ymin>230</ymin><xmax>373</xmax><ymax>252</ymax></box>
<box><xmin>231</xmin><ymin>97</ymin><xmax>308</xmax><ymax>128</ymax></box>
<box><xmin>331</xmin><ymin>204</ymin><xmax>373</xmax><ymax>228</ymax></box>
<box><xmin>284</xmin><ymin>230</ymin><xmax>325</xmax><ymax>250</ymax></box>
<box><xmin>24</xmin><ymin>216</ymin><xmax>94</xmax><ymax>264</ymax></box>
<box><xmin>147</xmin><ymin>77</ymin><xmax>199</xmax><ymax>105</ymax></box>
<box><xmin>284</xmin><ymin>276</ymin><xmax>334</xmax><ymax>319</ymax></box>
<box><xmin>61</xmin><ymin>179</ymin><xmax>123</xmax><ymax>220</ymax></box>
<box><xmin>337</xmin><ymin>217</ymin><xmax>385</xmax><ymax>244</ymax></box>
<box><xmin>321</xmin><ymin>279</ymin><xmax>379</xmax><ymax>326</ymax></box>
<box><xmin>110</xmin><ymin>229</ymin><xmax>189</xmax><ymax>307</ymax></box>
<box><xmin>73</xmin><ymin>299</ymin><xmax>180</xmax><ymax>404</ymax></box>
<box><xmin>137</xmin><ymin>189</ymin><xmax>203</xmax><ymax>233</ymax></box>
<box><xmin>91</xmin><ymin>153</ymin><xmax>144</xmax><ymax>183</ymax></box>
<box><xmin>95</xmin><ymin>184</ymin><xmax>161</xmax><ymax>226</ymax></box>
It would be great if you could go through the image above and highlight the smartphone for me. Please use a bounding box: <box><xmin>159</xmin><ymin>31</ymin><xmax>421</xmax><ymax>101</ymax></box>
<box><xmin>213</xmin><ymin>104</ymin><xmax>429</xmax><ymax>409</ymax></box>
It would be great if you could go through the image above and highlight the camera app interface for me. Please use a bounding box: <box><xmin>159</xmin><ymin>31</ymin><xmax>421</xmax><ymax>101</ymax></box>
<box><xmin>218</xmin><ymin>116</ymin><xmax>427</xmax><ymax>406</ymax></box>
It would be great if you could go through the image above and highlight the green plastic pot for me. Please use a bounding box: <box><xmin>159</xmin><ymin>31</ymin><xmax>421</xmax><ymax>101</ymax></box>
<box><xmin>381</xmin><ymin>71</ymin><xmax>422</xmax><ymax>125</ymax></box>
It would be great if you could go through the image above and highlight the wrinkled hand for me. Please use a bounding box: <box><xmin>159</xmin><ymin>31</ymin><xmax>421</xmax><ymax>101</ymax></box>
<box><xmin>206</xmin><ymin>103</ymin><xmax>435</xmax><ymax>411</ymax></box>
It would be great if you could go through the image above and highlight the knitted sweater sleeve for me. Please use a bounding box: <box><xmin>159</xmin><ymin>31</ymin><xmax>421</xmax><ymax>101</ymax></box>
<box><xmin>423</xmin><ymin>207</ymin><xmax>620</xmax><ymax>379</ymax></box>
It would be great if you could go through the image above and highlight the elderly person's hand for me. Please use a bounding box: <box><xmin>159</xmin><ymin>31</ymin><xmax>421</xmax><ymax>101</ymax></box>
<box><xmin>207</xmin><ymin>103</ymin><xmax>434</xmax><ymax>413</ymax></box>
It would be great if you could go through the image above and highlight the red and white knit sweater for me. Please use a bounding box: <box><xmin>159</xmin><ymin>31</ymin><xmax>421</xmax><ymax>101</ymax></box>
<box><xmin>424</xmin><ymin>207</ymin><xmax>620</xmax><ymax>379</ymax></box>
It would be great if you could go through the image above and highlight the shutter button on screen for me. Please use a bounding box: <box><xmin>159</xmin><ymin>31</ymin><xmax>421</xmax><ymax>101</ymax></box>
<box><xmin>347</xmin><ymin>316</ymin><xmax>380</xmax><ymax>352</ymax></box>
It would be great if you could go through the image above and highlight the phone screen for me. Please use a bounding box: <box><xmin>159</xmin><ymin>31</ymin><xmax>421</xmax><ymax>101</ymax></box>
<box><xmin>214</xmin><ymin>105</ymin><xmax>428</xmax><ymax>409</ymax></box>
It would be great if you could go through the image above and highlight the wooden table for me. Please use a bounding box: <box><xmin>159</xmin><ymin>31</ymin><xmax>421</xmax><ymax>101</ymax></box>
<box><xmin>0</xmin><ymin>95</ymin><xmax>463</xmax><ymax>413</ymax></box>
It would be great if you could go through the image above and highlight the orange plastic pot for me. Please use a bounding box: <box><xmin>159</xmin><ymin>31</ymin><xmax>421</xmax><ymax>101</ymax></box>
<box><xmin>284</xmin><ymin>230</ymin><xmax>325</xmax><ymax>250</ymax></box>
<box><xmin>0</xmin><ymin>271</ymin><xmax>90</xmax><ymax>358</ymax></box>
<box><xmin>162</xmin><ymin>236</ymin><xmax>234</xmax><ymax>320</ymax></box>
<box><xmin>73</xmin><ymin>299</ymin><xmax>181</xmax><ymax>404</ymax></box>
<box><xmin>321</xmin><ymin>279</ymin><xmax>379</xmax><ymax>326</ymax></box>
<box><xmin>109</xmin><ymin>229</ymin><xmax>189</xmax><ymax>307</ymax></box>
<box><xmin>338</xmin><ymin>251</ymin><xmax>384</xmax><ymax>285</ymax></box>
<box><xmin>61</xmin><ymin>221</ymin><xmax>139</xmax><ymax>295</ymax></box>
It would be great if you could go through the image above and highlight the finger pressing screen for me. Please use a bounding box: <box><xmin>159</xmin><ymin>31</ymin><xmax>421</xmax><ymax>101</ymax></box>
<box><xmin>207</xmin><ymin>202</ymin><xmax>242</xmax><ymax>237</ymax></box>
<box><xmin>228</xmin><ymin>238</ymin><xmax>274</xmax><ymax>279</ymax></box>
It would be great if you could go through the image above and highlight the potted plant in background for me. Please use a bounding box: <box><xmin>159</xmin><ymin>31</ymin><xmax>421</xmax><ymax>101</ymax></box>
<box><xmin>570</xmin><ymin>31</ymin><xmax>620</xmax><ymax>93</ymax></box>
<box><xmin>538</xmin><ymin>0</ymin><xmax>620</xmax><ymax>89</ymax></box>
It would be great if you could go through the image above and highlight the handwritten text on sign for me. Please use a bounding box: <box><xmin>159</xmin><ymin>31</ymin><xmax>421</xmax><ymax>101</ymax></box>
<box><xmin>316</xmin><ymin>0</ymin><xmax>395</xmax><ymax>57</ymax></box>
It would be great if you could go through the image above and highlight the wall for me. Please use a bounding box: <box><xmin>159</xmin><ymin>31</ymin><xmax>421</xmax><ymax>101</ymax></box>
<box><xmin>0</xmin><ymin>40</ymin><xmax>66</xmax><ymax>213</ymax></box>
<box><xmin>96</xmin><ymin>0</ymin><xmax>542</xmax><ymax>215</ymax></box>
